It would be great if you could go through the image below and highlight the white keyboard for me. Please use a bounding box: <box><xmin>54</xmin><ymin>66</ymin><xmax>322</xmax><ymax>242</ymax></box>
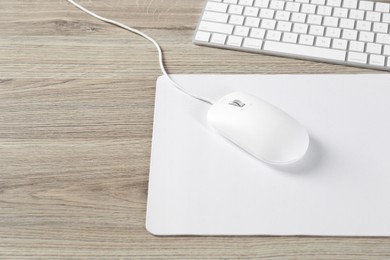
<box><xmin>193</xmin><ymin>0</ymin><xmax>390</xmax><ymax>71</ymax></box>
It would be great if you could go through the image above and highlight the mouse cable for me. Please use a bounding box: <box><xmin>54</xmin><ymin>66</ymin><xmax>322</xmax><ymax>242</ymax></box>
<box><xmin>65</xmin><ymin>0</ymin><xmax>214</xmax><ymax>105</ymax></box>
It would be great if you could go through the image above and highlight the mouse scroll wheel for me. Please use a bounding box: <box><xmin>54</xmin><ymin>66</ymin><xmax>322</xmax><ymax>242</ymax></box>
<box><xmin>229</xmin><ymin>99</ymin><xmax>246</xmax><ymax>108</ymax></box>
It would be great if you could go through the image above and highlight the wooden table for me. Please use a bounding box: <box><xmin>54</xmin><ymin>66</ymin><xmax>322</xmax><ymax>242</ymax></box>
<box><xmin>1</xmin><ymin>0</ymin><xmax>389</xmax><ymax>259</ymax></box>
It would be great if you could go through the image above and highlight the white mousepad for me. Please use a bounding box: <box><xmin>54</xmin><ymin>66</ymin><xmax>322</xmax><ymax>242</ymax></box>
<box><xmin>146</xmin><ymin>74</ymin><xmax>390</xmax><ymax>236</ymax></box>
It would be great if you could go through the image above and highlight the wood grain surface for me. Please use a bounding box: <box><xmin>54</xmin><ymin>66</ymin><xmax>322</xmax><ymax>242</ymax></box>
<box><xmin>1</xmin><ymin>0</ymin><xmax>389</xmax><ymax>259</ymax></box>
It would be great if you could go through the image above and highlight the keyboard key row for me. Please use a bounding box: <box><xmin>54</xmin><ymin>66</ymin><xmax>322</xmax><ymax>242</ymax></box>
<box><xmin>206</xmin><ymin>2</ymin><xmax>390</xmax><ymax>24</ymax></box>
<box><xmin>204</xmin><ymin>10</ymin><xmax>390</xmax><ymax>31</ymax></box>
<box><xmin>196</xmin><ymin>29</ymin><xmax>390</xmax><ymax>53</ymax></box>
<box><xmin>202</xmin><ymin>18</ymin><xmax>389</xmax><ymax>43</ymax></box>
<box><xmin>197</xmin><ymin>30</ymin><xmax>390</xmax><ymax>66</ymax></box>
<box><xmin>210</xmin><ymin>0</ymin><xmax>390</xmax><ymax>13</ymax></box>
<box><xmin>199</xmin><ymin>20</ymin><xmax>390</xmax><ymax>45</ymax></box>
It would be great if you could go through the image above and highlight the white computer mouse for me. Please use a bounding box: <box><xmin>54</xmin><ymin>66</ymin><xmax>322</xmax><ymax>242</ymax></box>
<box><xmin>207</xmin><ymin>92</ymin><xmax>310</xmax><ymax>164</ymax></box>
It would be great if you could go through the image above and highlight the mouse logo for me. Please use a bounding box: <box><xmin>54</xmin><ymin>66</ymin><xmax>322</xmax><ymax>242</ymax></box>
<box><xmin>229</xmin><ymin>99</ymin><xmax>246</xmax><ymax>108</ymax></box>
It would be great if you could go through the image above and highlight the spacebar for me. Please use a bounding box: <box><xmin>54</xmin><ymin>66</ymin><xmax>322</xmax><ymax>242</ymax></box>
<box><xmin>263</xmin><ymin>41</ymin><xmax>346</xmax><ymax>61</ymax></box>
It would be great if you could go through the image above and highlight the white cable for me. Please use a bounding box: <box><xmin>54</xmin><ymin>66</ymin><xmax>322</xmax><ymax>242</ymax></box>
<box><xmin>65</xmin><ymin>0</ymin><xmax>214</xmax><ymax>105</ymax></box>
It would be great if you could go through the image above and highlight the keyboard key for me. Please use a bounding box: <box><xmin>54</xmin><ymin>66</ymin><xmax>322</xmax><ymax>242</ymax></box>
<box><xmin>244</xmin><ymin>6</ymin><xmax>259</xmax><ymax>16</ymax></box>
<box><xmin>301</xmin><ymin>4</ymin><xmax>316</xmax><ymax>14</ymax></box>
<box><xmin>199</xmin><ymin>21</ymin><xmax>234</xmax><ymax>34</ymax></box>
<box><xmin>356</xmin><ymin>21</ymin><xmax>372</xmax><ymax>31</ymax></box>
<box><xmin>266</xmin><ymin>30</ymin><xmax>282</xmax><ymax>41</ymax></box>
<box><xmin>359</xmin><ymin>31</ymin><xmax>374</xmax><ymax>42</ymax></box>
<box><xmin>270</xmin><ymin>0</ymin><xmax>285</xmax><ymax>10</ymax></box>
<box><xmin>349</xmin><ymin>41</ymin><xmax>365</xmax><ymax>52</ymax></box>
<box><xmin>206</xmin><ymin>2</ymin><xmax>228</xmax><ymax>12</ymax></box>
<box><xmin>323</xmin><ymin>17</ymin><xmax>339</xmax><ymax>27</ymax></box>
<box><xmin>339</xmin><ymin>18</ymin><xmax>355</xmax><ymax>29</ymax></box>
<box><xmin>224</xmin><ymin>0</ymin><xmax>238</xmax><ymax>3</ymax></box>
<box><xmin>333</xmin><ymin>8</ymin><xmax>348</xmax><ymax>18</ymax></box>
<box><xmin>315</xmin><ymin>36</ymin><xmax>331</xmax><ymax>47</ymax></box>
<box><xmin>259</xmin><ymin>9</ymin><xmax>275</xmax><ymax>18</ymax></box>
<box><xmin>342</xmin><ymin>29</ymin><xmax>358</xmax><ymax>40</ymax></box>
<box><xmin>282</xmin><ymin>32</ymin><xmax>299</xmax><ymax>43</ymax></box>
<box><xmin>307</xmin><ymin>15</ymin><xmax>323</xmax><ymax>25</ymax></box>
<box><xmin>195</xmin><ymin>31</ymin><xmax>211</xmax><ymax>42</ymax></box>
<box><xmin>384</xmin><ymin>45</ymin><xmax>390</xmax><ymax>55</ymax></box>
<box><xmin>375</xmin><ymin>2</ymin><xmax>390</xmax><ymax>13</ymax></box>
<box><xmin>359</xmin><ymin>0</ymin><xmax>374</xmax><ymax>11</ymax></box>
<box><xmin>299</xmin><ymin>34</ymin><xmax>315</xmax><ymax>45</ymax></box>
<box><xmin>373</xmin><ymin>23</ymin><xmax>389</xmax><ymax>33</ymax></box>
<box><xmin>239</xmin><ymin>0</ymin><xmax>254</xmax><ymax>6</ymax></box>
<box><xmin>309</xmin><ymin>25</ymin><xmax>325</xmax><ymax>36</ymax></box>
<box><xmin>211</xmin><ymin>33</ymin><xmax>227</xmax><ymax>44</ymax></box>
<box><xmin>369</xmin><ymin>55</ymin><xmax>385</xmax><ymax>66</ymax></box>
<box><xmin>245</xmin><ymin>17</ymin><xmax>261</xmax><ymax>27</ymax></box>
<box><xmin>325</xmin><ymin>27</ymin><xmax>341</xmax><ymax>38</ymax></box>
<box><xmin>293</xmin><ymin>23</ymin><xmax>309</xmax><ymax>34</ymax></box>
<box><xmin>285</xmin><ymin>2</ymin><xmax>300</xmax><ymax>12</ymax></box>
<box><xmin>228</xmin><ymin>4</ymin><xmax>244</xmax><ymax>14</ymax></box>
<box><xmin>227</xmin><ymin>35</ymin><xmax>243</xmax><ymax>46</ymax></box>
<box><xmin>261</xmin><ymin>19</ymin><xmax>276</xmax><ymax>29</ymax></box>
<box><xmin>317</xmin><ymin>6</ymin><xmax>332</xmax><ymax>16</ymax></box>
<box><xmin>229</xmin><ymin>15</ymin><xmax>245</xmax><ymax>25</ymax></box>
<box><xmin>332</xmin><ymin>39</ymin><xmax>348</xmax><ymax>50</ymax></box>
<box><xmin>243</xmin><ymin>38</ymin><xmax>263</xmax><ymax>49</ymax></box>
<box><xmin>277</xmin><ymin>21</ymin><xmax>293</xmax><ymax>31</ymax></box>
<box><xmin>366</xmin><ymin>11</ymin><xmax>381</xmax><ymax>22</ymax></box>
<box><xmin>343</xmin><ymin>0</ymin><xmax>358</xmax><ymax>9</ymax></box>
<box><xmin>275</xmin><ymin>11</ymin><xmax>291</xmax><ymax>21</ymax></box>
<box><xmin>348</xmin><ymin>52</ymin><xmax>368</xmax><ymax>63</ymax></box>
<box><xmin>366</xmin><ymin>43</ymin><xmax>382</xmax><ymax>54</ymax></box>
<box><xmin>250</xmin><ymin>28</ymin><xmax>266</xmax><ymax>38</ymax></box>
<box><xmin>327</xmin><ymin>0</ymin><xmax>342</xmax><ymax>7</ymax></box>
<box><xmin>312</xmin><ymin>0</ymin><xmax>325</xmax><ymax>5</ymax></box>
<box><xmin>263</xmin><ymin>41</ymin><xmax>346</xmax><ymax>61</ymax></box>
<box><xmin>384</xmin><ymin>14</ymin><xmax>390</xmax><ymax>23</ymax></box>
<box><xmin>203</xmin><ymin>11</ymin><xmax>229</xmax><ymax>23</ymax></box>
<box><xmin>254</xmin><ymin>0</ymin><xmax>269</xmax><ymax>8</ymax></box>
<box><xmin>349</xmin><ymin>9</ymin><xmax>364</xmax><ymax>20</ymax></box>
<box><xmin>234</xmin><ymin>26</ymin><xmax>250</xmax><ymax>36</ymax></box>
<box><xmin>291</xmin><ymin>13</ymin><xmax>307</xmax><ymax>23</ymax></box>
<box><xmin>376</xmin><ymin>34</ymin><xmax>390</xmax><ymax>45</ymax></box>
